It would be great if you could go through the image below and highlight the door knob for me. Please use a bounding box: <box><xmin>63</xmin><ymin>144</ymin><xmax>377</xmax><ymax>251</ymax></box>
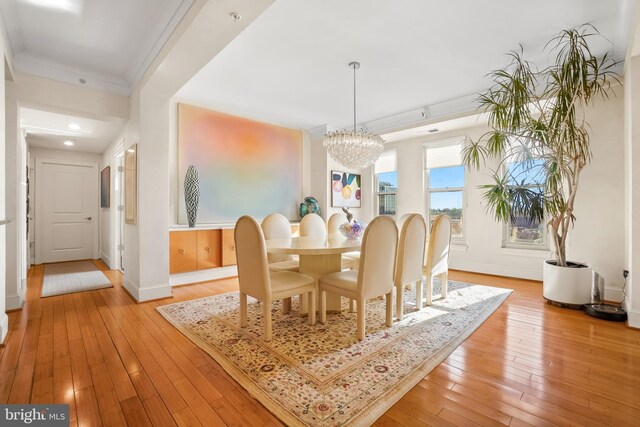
<box><xmin>85</xmin><ymin>217</ymin><xmax>92</xmax><ymax>220</ymax></box>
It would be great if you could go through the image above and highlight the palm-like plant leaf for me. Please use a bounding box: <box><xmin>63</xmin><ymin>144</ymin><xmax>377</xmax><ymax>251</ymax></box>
<box><xmin>462</xmin><ymin>25</ymin><xmax>620</xmax><ymax>266</ymax></box>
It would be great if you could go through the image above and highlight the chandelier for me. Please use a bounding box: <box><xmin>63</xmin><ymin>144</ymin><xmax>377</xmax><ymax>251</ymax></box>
<box><xmin>324</xmin><ymin>62</ymin><xmax>384</xmax><ymax>170</ymax></box>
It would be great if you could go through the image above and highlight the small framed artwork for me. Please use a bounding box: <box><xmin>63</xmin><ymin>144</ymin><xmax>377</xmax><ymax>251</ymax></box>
<box><xmin>100</xmin><ymin>166</ymin><xmax>110</xmax><ymax>208</ymax></box>
<box><xmin>331</xmin><ymin>170</ymin><xmax>361</xmax><ymax>208</ymax></box>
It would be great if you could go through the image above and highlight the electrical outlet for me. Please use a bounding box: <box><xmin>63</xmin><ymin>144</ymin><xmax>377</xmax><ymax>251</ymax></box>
<box><xmin>623</xmin><ymin>269</ymin><xmax>629</xmax><ymax>278</ymax></box>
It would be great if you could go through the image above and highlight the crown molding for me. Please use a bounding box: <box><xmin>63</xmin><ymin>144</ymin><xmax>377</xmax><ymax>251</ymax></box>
<box><xmin>13</xmin><ymin>53</ymin><xmax>130</xmax><ymax>96</ymax></box>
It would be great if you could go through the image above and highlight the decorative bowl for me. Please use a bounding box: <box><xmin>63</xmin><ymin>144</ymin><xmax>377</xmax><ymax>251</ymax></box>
<box><xmin>339</xmin><ymin>221</ymin><xmax>367</xmax><ymax>240</ymax></box>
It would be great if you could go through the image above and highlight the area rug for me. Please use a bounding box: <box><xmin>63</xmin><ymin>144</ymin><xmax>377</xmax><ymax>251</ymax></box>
<box><xmin>157</xmin><ymin>280</ymin><xmax>511</xmax><ymax>426</ymax></box>
<box><xmin>42</xmin><ymin>260</ymin><xmax>112</xmax><ymax>297</ymax></box>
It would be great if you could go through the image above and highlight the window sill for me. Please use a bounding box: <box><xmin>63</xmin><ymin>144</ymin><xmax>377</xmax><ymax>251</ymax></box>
<box><xmin>499</xmin><ymin>247</ymin><xmax>551</xmax><ymax>258</ymax></box>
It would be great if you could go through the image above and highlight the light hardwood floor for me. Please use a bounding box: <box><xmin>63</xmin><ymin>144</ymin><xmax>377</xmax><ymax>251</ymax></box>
<box><xmin>1</xmin><ymin>262</ymin><xmax>639</xmax><ymax>426</ymax></box>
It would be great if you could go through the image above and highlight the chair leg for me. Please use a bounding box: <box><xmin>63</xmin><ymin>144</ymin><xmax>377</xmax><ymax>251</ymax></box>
<box><xmin>441</xmin><ymin>271</ymin><xmax>448</xmax><ymax>299</ymax></box>
<box><xmin>240</xmin><ymin>292</ymin><xmax>248</xmax><ymax>328</ymax></box>
<box><xmin>357</xmin><ymin>299</ymin><xmax>366</xmax><ymax>341</ymax></box>
<box><xmin>386</xmin><ymin>292</ymin><xmax>393</xmax><ymax>327</ymax></box>
<box><xmin>395</xmin><ymin>284</ymin><xmax>403</xmax><ymax>320</ymax></box>
<box><xmin>319</xmin><ymin>290</ymin><xmax>327</xmax><ymax>324</ymax></box>
<box><xmin>415</xmin><ymin>278</ymin><xmax>424</xmax><ymax>310</ymax></box>
<box><xmin>426</xmin><ymin>274</ymin><xmax>433</xmax><ymax>306</ymax></box>
<box><xmin>349</xmin><ymin>299</ymin><xmax>356</xmax><ymax>313</ymax></box>
<box><xmin>308</xmin><ymin>290</ymin><xmax>316</xmax><ymax>326</ymax></box>
<box><xmin>283</xmin><ymin>297</ymin><xmax>291</xmax><ymax>314</ymax></box>
<box><xmin>263</xmin><ymin>300</ymin><xmax>272</xmax><ymax>342</ymax></box>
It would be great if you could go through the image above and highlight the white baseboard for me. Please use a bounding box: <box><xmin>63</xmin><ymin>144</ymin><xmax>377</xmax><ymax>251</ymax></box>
<box><xmin>603</xmin><ymin>286</ymin><xmax>624</xmax><ymax>303</ymax></box>
<box><xmin>122</xmin><ymin>276</ymin><xmax>172</xmax><ymax>302</ymax></box>
<box><xmin>101</xmin><ymin>252</ymin><xmax>112</xmax><ymax>269</ymax></box>
<box><xmin>627</xmin><ymin>306</ymin><xmax>640</xmax><ymax>329</ymax></box>
<box><xmin>450</xmin><ymin>260</ymin><xmax>542</xmax><ymax>281</ymax></box>
<box><xmin>6</xmin><ymin>292</ymin><xmax>25</xmax><ymax>311</ymax></box>
<box><xmin>0</xmin><ymin>313</ymin><xmax>8</xmax><ymax>344</ymax></box>
<box><xmin>170</xmin><ymin>266</ymin><xmax>238</xmax><ymax>286</ymax></box>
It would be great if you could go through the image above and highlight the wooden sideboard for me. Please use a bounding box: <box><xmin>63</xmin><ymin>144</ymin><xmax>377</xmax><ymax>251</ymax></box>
<box><xmin>170</xmin><ymin>225</ymin><xmax>299</xmax><ymax>275</ymax></box>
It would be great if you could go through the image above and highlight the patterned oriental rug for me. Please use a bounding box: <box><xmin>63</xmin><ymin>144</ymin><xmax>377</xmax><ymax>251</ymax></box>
<box><xmin>157</xmin><ymin>281</ymin><xmax>512</xmax><ymax>426</ymax></box>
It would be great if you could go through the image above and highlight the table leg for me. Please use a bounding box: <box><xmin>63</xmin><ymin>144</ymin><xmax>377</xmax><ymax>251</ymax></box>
<box><xmin>298</xmin><ymin>254</ymin><xmax>343</xmax><ymax>314</ymax></box>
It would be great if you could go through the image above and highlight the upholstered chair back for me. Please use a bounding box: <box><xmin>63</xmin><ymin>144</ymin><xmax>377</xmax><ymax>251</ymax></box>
<box><xmin>394</xmin><ymin>214</ymin><xmax>427</xmax><ymax>286</ymax></box>
<box><xmin>234</xmin><ymin>216</ymin><xmax>270</xmax><ymax>300</ymax></box>
<box><xmin>261</xmin><ymin>213</ymin><xmax>294</xmax><ymax>263</ymax></box>
<box><xmin>357</xmin><ymin>216</ymin><xmax>398</xmax><ymax>299</ymax></box>
<box><xmin>426</xmin><ymin>214</ymin><xmax>452</xmax><ymax>276</ymax></box>
<box><xmin>327</xmin><ymin>213</ymin><xmax>347</xmax><ymax>235</ymax></box>
<box><xmin>300</xmin><ymin>213</ymin><xmax>327</xmax><ymax>238</ymax></box>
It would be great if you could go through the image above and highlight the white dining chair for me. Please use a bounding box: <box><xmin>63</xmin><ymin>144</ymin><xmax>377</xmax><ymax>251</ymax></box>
<box><xmin>394</xmin><ymin>213</ymin><xmax>427</xmax><ymax>319</ymax></box>
<box><xmin>300</xmin><ymin>213</ymin><xmax>357</xmax><ymax>272</ymax></box>
<box><xmin>423</xmin><ymin>214</ymin><xmax>452</xmax><ymax>305</ymax></box>
<box><xmin>235</xmin><ymin>216</ymin><xmax>317</xmax><ymax>342</ymax></box>
<box><xmin>319</xmin><ymin>216</ymin><xmax>398</xmax><ymax>341</ymax></box>
<box><xmin>261</xmin><ymin>213</ymin><xmax>299</xmax><ymax>272</ymax></box>
<box><xmin>328</xmin><ymin>213</ymin><xmax>359</xmax><ymax>273</ymax></box>
<box><xmin>299</xmin><ymin>213</ymin><xmax>326</xmax><ymax>237</ymax></box>
<box><xmin>327</xmin><ymin>213</ymin><xmax>347</xmax><ymax>235</ymax></box>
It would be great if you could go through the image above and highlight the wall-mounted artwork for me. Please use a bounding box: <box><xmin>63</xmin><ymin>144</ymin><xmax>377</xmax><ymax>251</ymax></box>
<box><xmin>125</xmin><ymin>144</ymin><xmax>137</xmax><ymax>224</ymax></box>
<box><xmin>177</xmin><ymin>104</ymin><xmax>303</xmax><ymax>223</ymax></box>
<box><xmin>101</xmin><ymin>166</ymin><xmax>110</xmax><ymax>208</ymax></box>
<box><xmin>331</xmin><ymin>170</ymin><xmax>361</xmax><ymax>208</ymax></box>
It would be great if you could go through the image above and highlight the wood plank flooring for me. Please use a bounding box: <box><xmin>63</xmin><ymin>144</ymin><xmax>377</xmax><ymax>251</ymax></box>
<box><xmin>1</xmin><ymin>263</ymin><xmax>639</xmax><ymax>426</ymax></box>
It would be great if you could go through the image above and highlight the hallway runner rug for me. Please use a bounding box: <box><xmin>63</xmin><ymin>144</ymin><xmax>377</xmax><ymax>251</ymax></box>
<box><xmin>42</xmin><ymin>260</ymin><xmax>112</xmax><ymax>297</ymax></box>
<box><xmin>157</xmin><ymin>280</ymin><xmax>511</xmax><ymax>426</ymax></box>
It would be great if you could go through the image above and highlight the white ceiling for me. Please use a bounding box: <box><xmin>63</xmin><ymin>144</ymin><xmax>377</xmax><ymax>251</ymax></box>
<box><xmin>177</xmin><ymin>0</ymin><xmax>634</xmax><ymax>133</ymax></box>
<box><xmin>21</xmin><ymin>107</ymin><xmax>125</xmax><ymax>153</ymax></box>
<box><xmin>0</xmin><ymin>0</ymin><xmax>193</xmax><ymax>95</ymax></box>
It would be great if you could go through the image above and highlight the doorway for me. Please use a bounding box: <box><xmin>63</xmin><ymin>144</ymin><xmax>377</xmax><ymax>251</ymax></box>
<box><xmin>35</xmin><ymin>159</ymin><xmax>99</xmax><ymax>264</ymax></box>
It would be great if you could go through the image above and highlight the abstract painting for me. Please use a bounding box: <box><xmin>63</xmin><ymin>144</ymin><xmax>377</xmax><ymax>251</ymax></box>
<box><xmin>177</xmin><ymin>104</ymin><xmax>303</xmax><ymax>223</ymax></box>
<box><xmin>100</xmin><ymin>166</ymin><xmax>110</xmax><ymax>208</ymax></box>
<box><xmin>331</xmin><ymin>170</ymin><xmax>361</xmax><ymax>208</ymax></box>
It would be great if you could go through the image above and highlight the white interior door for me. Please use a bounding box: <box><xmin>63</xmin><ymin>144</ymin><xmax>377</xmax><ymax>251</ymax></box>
<box><xmin>36</xmin><ymin>159</ymin><xmax>99</xmax><ymax>264</ymax></box>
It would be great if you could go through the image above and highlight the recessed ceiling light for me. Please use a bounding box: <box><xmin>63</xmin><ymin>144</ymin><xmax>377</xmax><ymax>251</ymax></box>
<box><xmin>68</xmin><ymin>123</ymin><xmax>81</xmax><ymax>130</ymax></box>
<box><xmin>64</xmin><ymin>140</ymin><xmax>75</xmax><ymax>146</ymax></box>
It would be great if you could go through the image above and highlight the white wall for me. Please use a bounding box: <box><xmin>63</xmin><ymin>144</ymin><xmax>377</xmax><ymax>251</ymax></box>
<box><xmin>0</xmin><ymin>37</ymin><xmax>8</xmax><ymax>343</ymax></box>
<box><xmin>375</xmin><ymin>90</ymin><xmax>625</xmax><ymax>299</ymax></box>
<box><xmin>624</xmin><ymin>55</ymin><xmax>640</xmax><ymax>327</ymax></box>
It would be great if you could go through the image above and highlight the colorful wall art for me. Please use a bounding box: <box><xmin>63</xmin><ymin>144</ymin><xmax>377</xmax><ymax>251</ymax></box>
<box><xmin>177</xmin><ymin>104</ymin><xmax>303</xmax><ymax>223</ymax></box>
<box><xmin>331</xmin><ymin>170</ymin><xmax>361</xmax><ymax>208</ymax></box>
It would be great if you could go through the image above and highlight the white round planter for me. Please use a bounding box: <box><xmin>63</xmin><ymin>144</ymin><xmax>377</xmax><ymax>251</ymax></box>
<box><xmin>542</xmin><ymin>260</ymin><xmax>592</xmax><ymax>306</ymax></box>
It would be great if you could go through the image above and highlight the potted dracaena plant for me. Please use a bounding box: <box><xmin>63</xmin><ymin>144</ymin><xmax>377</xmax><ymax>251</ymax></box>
<box><xmin>462</xmin><ymin>25</ymin><xmax>619</xmax><ymax>306</ymax></box>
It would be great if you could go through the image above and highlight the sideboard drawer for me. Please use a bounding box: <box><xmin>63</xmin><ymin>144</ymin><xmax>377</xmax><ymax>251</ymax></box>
<box><xmin>169</xmin><ymin>231</ymin><xmax>198</xmax><ymax>274</ymax></box>
<box><xmin>221</xmin><ymin>229</ymin><xmax>237</xmax><ymax>266</ymax></box>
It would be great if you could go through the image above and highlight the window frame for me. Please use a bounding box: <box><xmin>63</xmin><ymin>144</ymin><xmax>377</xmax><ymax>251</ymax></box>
<box><xmin>501</xmin><ymin>158</ymin><xmax>549</xmax><ymax>251</ymax></box>
<box><xmin>374</xmin><ymin>149</ymin><xmax>398</xmax><ymax>218</ymax></box>
<box><xmin>423</xmin><ymin>137</ymin><xmax>466</xmax><ymax>243</ymax></box>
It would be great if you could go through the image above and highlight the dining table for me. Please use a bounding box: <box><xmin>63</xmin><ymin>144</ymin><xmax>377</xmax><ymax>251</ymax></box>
<box><xmin>265</xmin><ymin>235</ymin><xmax>362</xmax><ymax>314</ymax></box>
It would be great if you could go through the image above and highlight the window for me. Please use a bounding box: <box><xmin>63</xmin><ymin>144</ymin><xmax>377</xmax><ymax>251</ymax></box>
<box><xmin>375</xmin><ymin>150</ymin><xmax>397</xmax><ymax>216</ymax></box>
<box><xmin>503</xmin><ymin>159</ymin><xmax>547</xmax><ymax>249</ymax></box>
<box><xmin>425</xmin><ymin>140</ymin><xmax>464</xmax><ymax>240</ymax></box>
